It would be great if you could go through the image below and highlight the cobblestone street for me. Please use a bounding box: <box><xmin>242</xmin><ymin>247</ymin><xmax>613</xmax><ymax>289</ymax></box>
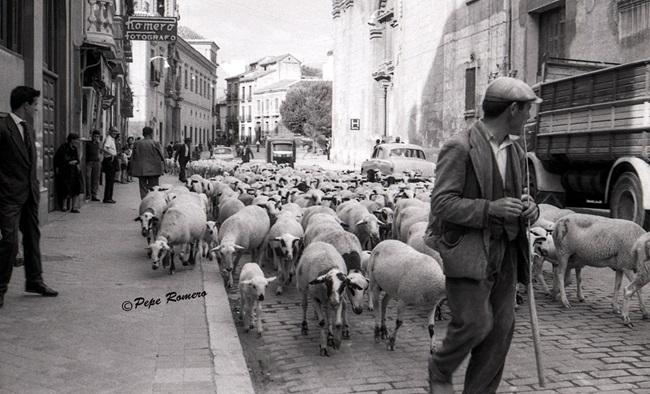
<box><xmin>228</xmin><ymin>241</ymin><xmax>650</xmax><ymax>393</ymax></box>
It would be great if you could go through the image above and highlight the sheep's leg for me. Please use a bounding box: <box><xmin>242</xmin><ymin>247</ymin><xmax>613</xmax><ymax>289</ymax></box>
<box><xmin>341</xmin><ymin>300</ymin><xmax>351</xmax><ymax>340</ymax></box>
<box><xmin>275</xmin><ymin>261</ymin><xmax>284</xmax><ymax>296</ymax></box>
<box><xmin>533</xmin><ymin>256</ymin><xmax>551</xmax><ymax>295</ymax></box>
<box><xmin>612</xmin><ymin>270</ymin><xmax>624</xmax><ymax>314</ymax></box>
<box><xmin>427</xmin><ymin>303</ymin><xmax>439</xmax><ymax>354</ymax></box>
<box><xmin>576</xmin><ymin>267</ymin><xmax>585</xmax><ymax>302</ymax></box>
<box><xmin>169</xmin><ymin>250</ymin><xmax>176</xmax><ymax>275</ymax></box>
<box><xmin>372</xmin><ymin>285</ymin><xmax>382</xmax><ymax>342</ymax></box>
<box><xmin>255</xmin><ymin>300</ymin><xmax>263</xmax><ymax>336</ymax></box>
<box><xmin>624</xmin><ymin>270</ymin><xmax>649</xmax><ymax>319</ymax></box>
<box><xmin>300</xmin><ymin>291</ymin><xmax>309</xmax><ymax>335</ymax></box>
<box><xmin>387</xmin><ymin>299</ymin><xmax>405</xmax><ymax>351</ymax></box>
<box><xmin>318</xmin><ymin>303</ymin><xmax>330</xmax><ymax>357</ymax></box>
<box><xmin>380</xmin><ymin>293</ymin><xmax>391</xmax><ymax>339</ymax></box>
<box><xmin>622</xmin><ymin>277</ymin><xmax>647</xmax><ymax>327</ymax></box>
<box><xmin>555</xmin><ymin>254</ymin><xmax>571</xmax><ymax>308</ymax></box>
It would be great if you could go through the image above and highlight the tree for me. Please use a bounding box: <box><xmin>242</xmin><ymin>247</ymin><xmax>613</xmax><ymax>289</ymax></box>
<box><xmin>280</xmin><ymin>81</ymin><xmax>332</xmax><ymax>140</ymax></box>
<box><xmin>301</xmin><ymin>65</ymin><xmax>323</xmax><ymax>79</ymax></box>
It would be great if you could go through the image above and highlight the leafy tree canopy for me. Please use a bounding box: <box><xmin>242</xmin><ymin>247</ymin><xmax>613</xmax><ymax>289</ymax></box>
<box><xmin>280</xmin><ymin>81</ymin><xmax>332</xmax><ymax>142</ymax></box>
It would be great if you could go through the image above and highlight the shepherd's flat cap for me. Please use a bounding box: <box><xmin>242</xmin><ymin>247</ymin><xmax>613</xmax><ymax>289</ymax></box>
<box><xmin>483</xmin><ymin>77</ymin><xmax>542</xmax><ymax>104</ymax></box>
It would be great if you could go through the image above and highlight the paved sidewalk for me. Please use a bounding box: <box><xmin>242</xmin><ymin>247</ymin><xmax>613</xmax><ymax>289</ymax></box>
<box><xmin>0</xmin><ymin>176</ymin><xmax>252</xmax><ymax>393</ymax></box>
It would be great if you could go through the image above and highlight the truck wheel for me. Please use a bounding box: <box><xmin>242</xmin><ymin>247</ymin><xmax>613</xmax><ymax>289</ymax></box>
<box><xmin>610</xmin><ymin>172</ymin><xmax>646</xmax><ymax>227</ymax></box>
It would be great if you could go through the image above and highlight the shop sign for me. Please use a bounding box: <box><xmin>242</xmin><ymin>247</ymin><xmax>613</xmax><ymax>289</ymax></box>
<box><xmin>125</xmin><ymin>16</ymin><xmax>177</xmax><ymax>41</ymax></box>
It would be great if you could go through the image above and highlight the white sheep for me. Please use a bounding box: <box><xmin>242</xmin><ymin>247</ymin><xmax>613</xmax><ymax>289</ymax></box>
<box><xmin>212</xmin><ymin>205</ymin><xmax>271</xmax><ymax>288</ymax></box>
<box><xmin>304</xmin><ymin>213</ymin><xmax>343</xmax><ymax>245</ymax></box>
<box><xmin>406</xmin><ymin>221</ymin><xmax>443</xmax><ymax>265</ymax></box>
<box><xmin>301</xmin><ymin>205</ymin><xmax>338</xmax><ymax>230</ymax></box>
<box><xmin>337</xmin><ymin>201</ymin><xmax>383</xmax><ymax>249</ymax></box>
<box><xmin>217</xmin><ymin>197</ymin><xmax>245</xmax><ymax>226</ymax></box>
<box><xmin>239</xmin><ymin>262</ymin><xmax>276</xmax><ymax>335</ymax></box>
<box><xmin>199</xmin><ymin>221</ymin><xmax>219</xmax><ymax>262</ymax></box>
<box><xmin>395</xmin><ymin>205</ymin><xmax>430</xmax><ymax>242</ymax></box>
<box><xmin>266</xmin><ymin>216</ymin><xmax>305</xmax><ymax>295</ymax></box>
<box><xmin>296</xmin><ymin>242</ymin><xmax>354</xmax><ymax>356</ymax></box>
<box><xmin>392</xmin><ymin>198</ymin><xmax>428</xmax><ymax>238</ymax></box>
<box><xmin>367</xmin><ymin>240</ymin><xmax>446</xmax><ymax>353</ymax></box>
<box><xmin>623</xmin><ymin>234</ymin><xmax>650</xmax><ymax>327</ymax></box>
<box><xmin>551</xmin><ymin>213</ymin><xmax>647</xmax><ymax>313</ymax></box>
<box><xmin>148</xmin><ymin>203</ymin><xmax>207</xmax><ymax>274</ymax></box>
<box><xmin>134</xmin><ymin>190</ymin><xmax>167</xmax><ymax>249</ymax></box>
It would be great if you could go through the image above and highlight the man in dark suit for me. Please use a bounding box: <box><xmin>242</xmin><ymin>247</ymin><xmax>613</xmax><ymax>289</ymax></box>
<box><xmin>0</xmin><ymin>86</ymin><xmax>58</xmax><ymax>308</ymax></box>
<box><xmin>174</xmin><ymin>137</ymin><xmax>192</xmax><ymax>183</ymax></box>
<box><xmin>130</xmin><ymin>126</ymin><xmax>166</xmax><ymax>199</ymax></box>
<box><xmin>426</xmin><ymin>77</ymin><xmax>540</xmax><ymax>393</ymax></box>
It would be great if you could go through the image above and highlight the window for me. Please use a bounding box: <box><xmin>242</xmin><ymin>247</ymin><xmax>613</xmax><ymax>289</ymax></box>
<box><xmin>184</xmin><ymin>125</ymin><xmax>187</xmax><ymax>138</ymax></box>
<box><xmin>248</xmin><ymin>86</ymin><xmax>252</xmax><ymax>101</ymax></box>
<box><xmin>190</xmin><ymin>70</ymin><xmax>194</xmax><ymax>92</ymax></box>
<box><xmin>266</xmin><ymin>99</ymin><xmax>270</xmax><ymax>113</ymax></box>
<box><xmin>465</xmin><ymin>67</ymin><xmax>476</xmax><ymax>114</ymax></box>
<box><xmin>618</xmin><ymin>0</ymin><xmax>650</xmax><ymax>40</ymax></box>
<box><xmin>242</xmin><ymin>86</ymin><xmax>246</xmax><ymax>102</ymax></box>
<box><xmin>257</xmin><ymin>100</ymin><xmax>261</xmax><ymax>113</ymax></box>
<box><xmin>43</xmin><ymin>0</ymin><xmax>57</xmax><ymax>70</ymax></box>
<box><xmin>275</xmin><ymin>98</ymin><xmax>279</xmax><ymax>112</ymax></box>
<box><xmin>538</xmin><ymin>6</ymin><xmax>566</xmax><ymax>69</ymax></box>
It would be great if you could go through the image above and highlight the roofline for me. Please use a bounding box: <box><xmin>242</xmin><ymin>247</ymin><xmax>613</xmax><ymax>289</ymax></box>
<box><xmin>184</xmin><ymin>39</ymin><xmax>220</xmax><ymax>50</ymax></box>
<box><xmin>177</xmin><ymin>37</ymin><xmax>218</xmax><ymax>73</ymax></box>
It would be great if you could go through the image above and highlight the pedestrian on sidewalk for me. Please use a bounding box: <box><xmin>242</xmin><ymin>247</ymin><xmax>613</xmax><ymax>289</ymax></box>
<box><xmin>130</xmin><ymin>126</ymin><xmax>166</xmax><ymax>199</ymax></box>
<box><xmin>85</xmin><ymin>130</ymin><xmax>102</xmax><ymax>201</ymax></box>
<box><xmin>0</xmin><ymin>86</ymin><xmax>59</xmax><ymax>308</ymax></box>
<box><xmin>426</xmin><ymin>77</ymin><xmax>540</xmax><ymax>394</ymax></box>
<box><xmin>241</xmin><ymin>144</ymin><xmax>254</xmax><ymax>163</ymax></box>
<box><xmin>166</xmin><ymin>141</ymin><xmax>174</xmax><ymax>159</ymax></box>
<box><xmin>53</xmin><ymin>133</ymin><xmax>82</xmax><ymax>213</ymax></box>
<box><xmin>101</xmin><ymin>127</ymin><xmax>119</xmax><ymax>204</ymax></box>
<box><xmin>174</xmin><ymin>137</ymin><xmax>192</xmax><ymax>183</ymax></box>
<box><xmin>125</xmin><ymin>136</ymin><xmax>135</xmax><ymax>182</ymax></box>
<box><xmin>256</xmin><ymin>139</ymin><xmax>260</xmax><ymax>153</ymax></box>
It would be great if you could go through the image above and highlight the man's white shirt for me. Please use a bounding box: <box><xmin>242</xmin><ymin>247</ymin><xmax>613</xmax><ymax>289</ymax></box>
<box><xmin>486</xmin><ymin>132</ymin><xmax>513</xmax><ymax>188</ymax></box>
<box><xmin>103</xmin><ymin>134</ymin><xmax>117</xmax><ymax>158</ymax></box>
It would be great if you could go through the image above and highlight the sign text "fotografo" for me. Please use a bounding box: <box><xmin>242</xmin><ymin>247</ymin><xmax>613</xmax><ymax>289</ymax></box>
<box><xmin>125</xmin><ymin>16</ymin><xmax>177</xmax><ymax>42</ymax></box>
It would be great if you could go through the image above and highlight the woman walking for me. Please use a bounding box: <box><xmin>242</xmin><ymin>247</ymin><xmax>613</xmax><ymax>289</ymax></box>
<box><xmin>54</xmin><ymin>133</ymin><xmax>82</xmax><ymax>213</ymax></box>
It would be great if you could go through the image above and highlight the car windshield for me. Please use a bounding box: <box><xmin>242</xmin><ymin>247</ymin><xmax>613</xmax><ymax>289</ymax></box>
<box><xmin>273</xmin><ymin>143</ymin><xmax>293</xmax><ymax>152</ymax></box>
<box><xmin>389</xmin><ymin>148</ymin><xmax>426</xmax><ymax>159</ymax></box>
<box><xmin>214</xmin><ymin>148</ymin><xmax>231</xmax><ymax>154</ymax></box>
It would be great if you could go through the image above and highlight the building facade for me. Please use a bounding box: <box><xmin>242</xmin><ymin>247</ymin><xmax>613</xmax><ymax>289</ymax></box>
<box><xmin>225</xmin><ymin>54</ymin><xmax>302</xmax><ymax>142</ymax></box>
<box><xmin>0</xmin><ymin>0</ymin><xmax>132</xmax><ymax>221</ymax></box>
<box><xmin>330</xmin><ymin>0</ymin><xmax>650</xmax><ymax>165</ymax></box>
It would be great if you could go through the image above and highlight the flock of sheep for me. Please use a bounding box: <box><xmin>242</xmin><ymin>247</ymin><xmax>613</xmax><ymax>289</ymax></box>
<box><xmin>133</xmin><ymin>160</ymin><xmax>650</xmax><ymax>358</ymax></box>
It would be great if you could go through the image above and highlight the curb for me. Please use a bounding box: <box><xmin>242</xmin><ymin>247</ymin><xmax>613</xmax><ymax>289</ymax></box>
<box><xmin>201</xmin><ymin>260</ymin><xmax>255</xmax><ymax>394</ymax></box>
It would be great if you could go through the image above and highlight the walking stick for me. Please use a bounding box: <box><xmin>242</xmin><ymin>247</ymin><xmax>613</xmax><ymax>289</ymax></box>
<box><xmin>522</xmin><ymin>130</ymin><xmax>546</xmax><ymax>388</ymax></box>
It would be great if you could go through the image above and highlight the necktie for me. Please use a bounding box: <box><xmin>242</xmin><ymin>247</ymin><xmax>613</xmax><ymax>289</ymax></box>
<box><xmin>20</xmin><ymin>121</ymin><xmax>32</xmax><ymax>161</ymax></box>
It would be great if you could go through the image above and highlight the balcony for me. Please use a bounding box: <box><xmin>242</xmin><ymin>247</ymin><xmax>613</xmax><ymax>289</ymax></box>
<box><xmin>84</xmin><ymin>0</ymin><xmax>117</xmax><ymax>58</ymax></box>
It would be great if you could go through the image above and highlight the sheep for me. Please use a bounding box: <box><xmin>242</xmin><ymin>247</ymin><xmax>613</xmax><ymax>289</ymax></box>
<box><xmin>293</xmin><ymin>188</ymin><xmax>324</xmax><ymax>208</ymax></box>
<box><xmin>212</xmin><ymin>205</ymin><xmax>271</xmax><ymax>288</ymax></box>
<box><xmin>277</xmin><ymin>202</ymin><xmax>303</xmax><ymax>222</ymax></box>
<box><xmin>406</xmin><ymin>221</ymin><xmax>443</xmax><ymax>265</ymax></box>
<box><xmin>395</xmin><ymin>205</ymin><xmax>430</xmax><ymax>242</ymax></box>
<box><xmin>367</xmin><ymin>240</ymin><xmax>446</xmax><ymax>353</ymax></box>
<box><xmin>551</xmin><ymin>213</ymin><xmax>647</xmax><ymax>313</ymax></box>
<box><xmin>392</xmin><ymin>198</ymin><xmax>428</xmax><ymax>239</ymax></box>
<box><xmin>217</xmin><ymin>197</ymin><xmax>245</xmax><ymax>226</ymax></box>
<box><xmin>301</xmin><ymin>205</ymin><xmax>338</xmax><ymax>230</ymax></box>
<box><xmin>148</xmin><ymin>203</ymin><xmax>207</xmax><ymax>274</ymax></box>
<box><xmin>374</xmin><ymin>207</ymin><xmax>394</xmax><ymax>241</ymax></box>
<box><xmin>304</xmin><ymin>214</ymin><xmax>344</xmax><ymax>245</ymax></box>
<box><xmin>199</xmin><ymin>221</ymin><xmax>219</xmax><ymax>262</ymax></box>
<box><xmin>266</xmin><ymin>216</ymin><xmax>305</xmax><ymax>295</ymax></box>
<box><xmin>296</xmin><ymin>242</ymin><xmax>351</xmax><ymax>356</ymax></box>
<box><xmin>337</xmin><ymin>201</ymin><xmax>383</xmax><ymax>249</ymax></box>
<box><xmin>238</xmin><ymin>263</ymin><xmax>276</xmax><ymax>335</ymax></box>
<box><xmin>622</xmin><ymin>234</ymin><xmax>650</xmax><ymax>327</ymax></box>
<box><xmin>134</xmin><ymin>190</ymin><xmax>167</xmax><ymax>248</ymax></box>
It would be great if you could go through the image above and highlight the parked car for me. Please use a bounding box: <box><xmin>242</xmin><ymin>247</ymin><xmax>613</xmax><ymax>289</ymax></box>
<box><xmin>211</xmin><ymin>146</ymin><xmax>236</xmax><ymax>161</ymax></box>
<box><xmin>361</xmin><ymin>143</ymin><xmax>436</xmax><ymax>178</ymax></box>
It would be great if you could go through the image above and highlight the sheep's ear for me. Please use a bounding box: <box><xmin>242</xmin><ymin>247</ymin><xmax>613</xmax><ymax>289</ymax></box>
<box><xmin>266</xmin><ymin>276</ymin><xmax>277</xmax><ymax>284</ymax></box>
<box><xmin>211</xmin><ymin>245</ymin><xmax>222</xmax><ymax>252</ymax></box>
<box><xmin>309</xmin><ymin>275</ymin><xmax>327</xmax><ymax>285</ymax></box>
<box><xmin>336</xmin><ymin>272</ymin><xmax>347</xmax><ymax>282</ymax></box>
<box><xmin>239</xmin><ymin>279</ymin><xmax>252</xmax><ymax>286</ymax></box>
<box><xmin>377</xmin><ymin>219</ymin><xmax>385</xmax><ymax>226</ymax></box>
<box><xmin>234</xmin><ymin>244</ymin><xmax>246</xmax><ymax>251</ymax></box>
<box><xmin>356</xmin><ymin>219</ymin><xmax>366</xmax><ymax>226</ymax></box>
<box><xmin>151</xmin><ymin>217</ymin><xmax>159</xmax><ymax>225</ymax></box>
<box><xmin>134</xmin><ymin>217</ymin><xmax>142</xmax><ymax>222</ymax></box>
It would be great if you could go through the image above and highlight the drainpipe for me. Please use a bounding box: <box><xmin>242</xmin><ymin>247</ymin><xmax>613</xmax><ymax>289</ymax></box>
<box><xmin>506</xmin><ymin>0</ymin><xmax>513</xmax><ymax>74</ymax></box>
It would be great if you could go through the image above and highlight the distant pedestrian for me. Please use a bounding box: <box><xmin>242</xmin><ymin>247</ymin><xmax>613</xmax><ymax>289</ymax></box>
<box><xmin>126</xmin><ymin>136</ymin><xmax>135</xmax><ymax>182</ymax></box>
<box><xmin>101</xmin><ymin>127</ymin><xmax>119</xmax><ymax>204</ymax></box>
<box><xmin>174</xmin><ymin>137</ymin><xmax>192</xmax><ymax>183</ymax></box>
<box><xmin>395</xmin><ymin>136</ymin><xmax>402</xmax><ymax>143</ymax></box>
<box><xmin>192</xmin><ymin>145</ymin><xmax>201</xmax><ymax>161</ymax></box>
<box><xmin>0</xmin><ymin>85</ymin><xmax>59</xmax><ymax>308</ymax></box>
<box><xmin>256</xmin><ymin>140</ymin><xmax>260</xmax><ymax>152</ymax></box>
<box><xmin>130</xmin><ymin>126</ymin><xmax>166</xmax><ymax>199</ymax></box>
<box><xmin>54</xmin><ymin>133</ymin><xmax>82</xmax><ymax>213</ymax></box>
<box><xmin>166</xmin><ymin>141</ymin><xmax>174</xmax><ymax>159</ymax></box>
<box><xmin>241</xmin><ymin>144</ymin><xmax>254</xmax><ymax>163</ymax></box>
<box><xmin>85</xmin><ymin>130</ymin><xmax>102</xmax><ymax>201</ymax></box>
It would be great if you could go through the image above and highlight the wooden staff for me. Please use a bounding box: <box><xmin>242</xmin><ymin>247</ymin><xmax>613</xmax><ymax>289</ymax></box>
<box><xmin>522</xmin><ymin>130</ymin><xmax>546</xmax><ymax>388</ymax></box>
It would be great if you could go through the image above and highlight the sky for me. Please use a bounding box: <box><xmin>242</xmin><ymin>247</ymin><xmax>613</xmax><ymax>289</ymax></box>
<box><xmin>178</xmin><ymin>0</ymin><xmax>334</xmax><ymax>79</ymax></box>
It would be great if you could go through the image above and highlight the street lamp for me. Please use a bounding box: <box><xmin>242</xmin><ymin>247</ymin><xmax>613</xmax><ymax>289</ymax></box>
<box><xmin>150</xmin><ymin>55</ymin><xmax>170</xmax><ymax>69</ymax></box>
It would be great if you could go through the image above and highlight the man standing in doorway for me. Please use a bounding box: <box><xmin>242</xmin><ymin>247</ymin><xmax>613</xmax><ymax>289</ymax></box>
<box><xmin>85</xmin><ymin>130</ymin><xmax>102</xmax><ymax>201</ymax></box>
<box><xmin>130</xmin><ymin>126</ymin><xmax>166</xmax><ymax>199</ymax></box>
<box><xmin>101</xmin><ymin>127</ymin><xmax>119</xmax><ymax>204</ymax></box>
<box><xmin>174</xmin><ymin>137</ymin><xmax>192</xmax><ymax>183</ymax></box>
<box><xmin>426</xmin><ymin>77</ymin><xmax>540</xmax><ymax>394</ymax></box>
<box><xmin>0</xmin><ymin>86</ymin><xmax>59</xmax><ymax>308</ymax></box>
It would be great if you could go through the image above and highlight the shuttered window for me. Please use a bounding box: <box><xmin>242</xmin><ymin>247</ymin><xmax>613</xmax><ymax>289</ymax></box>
<box><xmin>618</xmin><ymin>0</ymin><xmax>650</xmax><ymax>40</ymax></box>
<box><xmin>465</xmin><ymin>67</ymin><xmax>476</xmax><ymax>113</ymax></box>
<box><xmin>538</xmin><ymin>6</ymin><xmax>566</xmax><ymax>67</ymax></box>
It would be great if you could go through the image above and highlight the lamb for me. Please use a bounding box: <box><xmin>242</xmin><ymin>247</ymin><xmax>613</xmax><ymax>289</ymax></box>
<box><xmin>212</xmin><ymin>205</ymin><xmax>271</xmax><ymax>288</ymax></box>
<box><xmin>134</xmin><ymin>190</ymin><xmax>167</xmax><ymax>248</ymax></box>
<box><xmin>296</xmin><ymin>242</ymin><xmax>353</xmax><ymax>356</ymax></box>
<box><xmin>266</xmin><ymin>216</ymin><xmax>305</xmax><ymax>295</ymax></box>
<box><xmin>551</xmin><ymin>213</ymin><xmax>647</xmax><ymax>313</ymax></box>
<box><xmin>238</xmin><ymin>263</ymin><xmax>276</xmax><ymax>335</ymax></box>
<box><xmin>367</xmin><ymin>240</ymin><xmax>446</xmax><ymax>353</ymax></box>
<box><xmin>148</xmin><ymin>203</ymin><xmax>207</xmax><ymax>274</ymax></box>
<box><xmin>199</xmin><ymin>221</ymin><xmax>219</xmax><ymax>262</ymax></box>
<box><xmin>622</xmin><ymin>234</ymin><xmax>650</xmax><ymax>327</ymax></box>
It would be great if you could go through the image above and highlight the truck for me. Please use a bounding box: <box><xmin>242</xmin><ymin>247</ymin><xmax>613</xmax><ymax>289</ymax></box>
<box><xmin>528</xmin><ymin>59</ymin><xmax>650</xmax><ymax>228</ymax></box>
<box><xmin>266</xmin><ymin>137</ymin><xmax>297</xmax><ymax>167</ymax></box>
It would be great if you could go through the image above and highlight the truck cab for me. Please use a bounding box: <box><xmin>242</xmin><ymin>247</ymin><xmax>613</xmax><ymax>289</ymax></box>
<box><xmin>266</xmin><ymin>138</ymin><xmax>297</xmax><ymax>167</ymax></box>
